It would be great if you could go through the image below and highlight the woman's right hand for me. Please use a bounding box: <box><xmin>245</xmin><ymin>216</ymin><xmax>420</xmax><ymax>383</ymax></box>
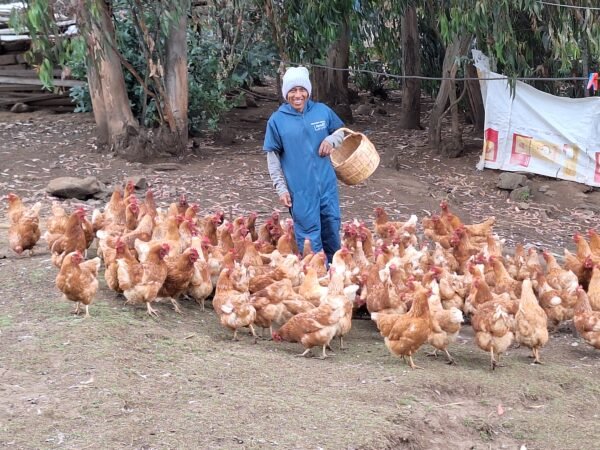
<box><xmin>279</xmin><ymin>192</ymin><xmax>292</xmax><ymax>208</ymax></box>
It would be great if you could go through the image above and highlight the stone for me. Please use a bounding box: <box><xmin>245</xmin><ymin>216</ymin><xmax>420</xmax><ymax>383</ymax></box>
<box><xmin>497</xmin><ymin>173</ymin><xmax>527</xmax><ymax>190</ymax></box>
<box><xmin>375</xmin><ymin>107</ymin><xmax>388</xmax><ymax>116</ymax></box>
<box><xmin>125</xmin><ymin>175</ymin><xmax>147</xmax><ymax>190</ymax></box>
<box><xmin>545</xmin><ymin>190</ymin><xmax>557</xmax><ymax>198</ymax></box>
<box><xmin>509</xmin><ymin>185</ymin><xmax>531</xmax><ymax>202</ymax></box>
<box><xmin>516</xmin><ymin>202</ymin><xmax>530</xmax><ymax>210</ymax></box>
<box><xmin>46</xmin><ymin>176</ymin><xmax>102</xmax><ymax>200</ymax></box>
<box><xmin>355</xmin><ymin>104</ymin><xmax>372</xmax><ymax>116</ymax></box>
<box><xmin>538</xmin><ymin>185</ymin><xmax>550</xmax><ymax>193</ymax></box>
<box><xmin>152</xmin><ymin>163</ymin><xmax>182</xmax><ymax>172</ymax></box>
<box><xmin>10</xmin><ymin>102</ymin><xmax>31</xmax><ymax>113</ymax></box>
<box><xmin>245</xmin><ymin>95</ymin><xmax>258</xmax><ymax>108</ymax></box>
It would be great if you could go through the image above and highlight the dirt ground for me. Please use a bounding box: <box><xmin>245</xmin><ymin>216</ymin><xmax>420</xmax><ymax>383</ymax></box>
<box><xmin>1</xmin><ymin>90</ymin><xmax>600</xmax><ymax>450</ymax></box>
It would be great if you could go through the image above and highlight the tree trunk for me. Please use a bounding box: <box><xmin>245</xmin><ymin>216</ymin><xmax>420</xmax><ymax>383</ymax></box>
<box><xmin>164</xmin><ymin>0</ymin><xmax>189</xmax><ymax>154</ymax></box>
<box><xmin>313</xmin><ymin>18</ymin><xmax>353</xmax><ymax>123</ymax></box>
<box><xmin>428</xmin><ymin>33</ymin><xmax>472</xmax><ymax>154</ymax></box>
<box><xmin>79</xmin><ymin>0</ymin><xmax>139</xmax><ymax>155</ymax></box>
<box><xmin>398</xmin><ymin>6</ymin><xmax>421</xmax><ymax>130</ymax></box>
<box><xmin>465</xmin><ymin>63</ymin><xmax>485</xmax><ymax>131</ymax></box>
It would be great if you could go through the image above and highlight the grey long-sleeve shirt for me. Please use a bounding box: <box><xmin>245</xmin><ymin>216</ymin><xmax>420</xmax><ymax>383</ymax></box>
<box><xmin>267</xmin><ymin>129</ymin><xmax>345</xmax><ymax>197</ymax></box>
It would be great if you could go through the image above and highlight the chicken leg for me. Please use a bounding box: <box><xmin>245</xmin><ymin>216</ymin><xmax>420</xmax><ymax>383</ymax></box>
<box><xmin>533</xmin><ymin>347</ymin><xmax>543</xmax><ymax>365</ymax></box>
<box><xmin>170</xmin><ymin>298</ymin><xmax>182</xmax><ymax>314</ymax></box>
<box><xmin>84</xmin><ymin>304</ymin><xmax>90</xmax><ymax>318</ymax></box>
<box><xmin>407</xmin><ymin>355</ymin><xmax>423</xmax><ymax>370</ymax></box>
<box><xmin>295</xmin><ymin>348</ymin><xmax>313</xmax><ymax>358</ymax></box>
<box><xmin>317</xmin><ymin>344</ymin><xmax>332</xmax><ymax>360</ymax></box>
<box><xmin>146</xmin><ymin>302</ymin><xmax>159</xmax><ymax>318</ymax></box>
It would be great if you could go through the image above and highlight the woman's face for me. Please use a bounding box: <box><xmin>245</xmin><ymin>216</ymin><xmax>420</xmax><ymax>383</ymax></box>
<box><xmin>287</xmin><ymin>87</ymin><xmax>309</xmax><ymax>112</ymax></box>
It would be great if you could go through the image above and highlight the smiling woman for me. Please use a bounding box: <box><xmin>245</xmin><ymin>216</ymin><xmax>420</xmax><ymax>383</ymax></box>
<box><xmin>263</xmin><ymin>66</ymin><xmax>346</xmax><ymax>263</ymax></box>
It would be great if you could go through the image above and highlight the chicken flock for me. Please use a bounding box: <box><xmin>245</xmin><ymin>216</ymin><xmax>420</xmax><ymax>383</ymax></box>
<box><xmin>5</xmin><ymin>184</ymin><xmax>600</xmax><ymax>370</ymax></box>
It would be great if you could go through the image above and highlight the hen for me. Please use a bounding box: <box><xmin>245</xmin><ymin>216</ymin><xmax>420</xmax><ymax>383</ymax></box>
<box><xmin>472</xmin><ymin>300</ymin><xmax>515</xmax><ymax>370</ymax></box>
<box><xmin>118</xmin><ymin>242</ymin><xmax>170</xmax><ymax>317</ymax></box>
<box><xmin>573</xmin><ymin>287</ymin><xmax>600</xmax><ymax>349</ymax></box>
<box><xmin>515</xmin><ymin>279</ymin><xmax>549</xmax><ymax>364</ymax></box>
<box><xmin>55</xmin><ymin>251</ymin><xmax>101</xmax><ymax>317</ymax></box>
<box><xmin>8</xmin><ymin>199</ymin><xmax>42</xmax><ymax>256</ymax></box>
<box><xmin>370</xmin><ymin>283</ymin><xmax>432</xmax><ymax>369</ymax></box>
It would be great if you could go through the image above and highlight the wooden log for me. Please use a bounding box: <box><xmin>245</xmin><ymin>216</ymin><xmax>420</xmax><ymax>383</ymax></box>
<box><xmin>0</xmin><ymin>41</ymin><xmax>30</xmax><ymax>52</ymax></box>
<box><xmin>0</xmin><ymin>75</ymin><xmax>84</xmax><ymax>87</ymax></box>
<box><xmin>0</xmin><ymin>68</ymin><xmax>62</xmax><ymax>77</ymax></box>
<box><xmin>0</xmin><ymin>54</ymin><xmax>16</xmax><ymax>65</ymax></box>
<box><xmin>28</xmin><ymin>96</ymin><xmax>74</xmax><ymax>106</ymax></box>
<box><xmin>0</xmin><ymin>92</ymin><xmax>65</xmax><ymax>107</ymax></box>
<box><xmin>0</xmin><ymin>63</ymin><xmax>27</xmax><ymax>70</ymax></box>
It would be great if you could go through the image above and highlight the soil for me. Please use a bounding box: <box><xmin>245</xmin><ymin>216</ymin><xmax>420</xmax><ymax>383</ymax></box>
<box><xmin>1</xmin><ymin>89</ymin><xmax>599</xmax><ymax>450</ymax></box>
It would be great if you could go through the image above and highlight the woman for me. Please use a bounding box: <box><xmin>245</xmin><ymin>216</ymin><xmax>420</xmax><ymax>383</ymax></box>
<box><xmin>263</xmin><ymin>66</ymin><xmax>345</xmax><ymax>263</ymax></box>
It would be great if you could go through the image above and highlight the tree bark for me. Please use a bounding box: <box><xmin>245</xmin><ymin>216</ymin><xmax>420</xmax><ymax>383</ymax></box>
<box><xmin>465</xmin><ymin>63</ymin><xmax>485</xmax><ymax>131</ymax></box>
<box><xmin>428</xmin><ymin>33</ymin><xmax>472</xmax><ymax>153</ymax></box>
<box><xmin>313</xmin><ymin>18</ymin><xmax>353</xmax><ymax>123</ymax></box>
<box><xmin>164</xmin><ymin>0</ymin><xmax>189</xmax><ymax>153</ymax></box>
<box><xmin>79</xmin><ymin>0</ymin><xmax>139</xmax><ymax>154</ymax></box>
<box><xmin>398</xmin><ymin>6</ymin><xmax>421</xmax><ymax>129</ymax></box>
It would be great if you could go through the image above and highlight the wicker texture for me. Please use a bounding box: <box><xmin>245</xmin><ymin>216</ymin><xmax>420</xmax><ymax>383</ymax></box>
<box><xmin>330</xmin><ymin>128</ymin><xmax>380</xmax><ymax>185</ymax></box>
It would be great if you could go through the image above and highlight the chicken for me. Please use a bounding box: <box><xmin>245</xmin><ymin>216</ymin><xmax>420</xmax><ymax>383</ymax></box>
<box><xmin>573</xmin><ymin>287</ymin><xmax>600</xmax><ymax>349</ymax></box>
<box><xmin>535</xmin><ymin>272</ymin><xmax>571</xmax><ymax>329</ymax></box>
<box><xmin>272</xmin><ymin>276</ymin><xmax>347</xmax><ymax>359</ymax></box>
<box><xmin>251</xmin><ymin>278</ymin><xmax>315</xmax><ymax>337</ymax></box>
<box><xmin>542</xmin><ymin>251</ymin><xmax>578</xmax><ymax>294</ymax></box>
<box><xmin>439</xmin><ymin>200</ymin><xmax>495</xmax><ymax>237</ymax></box>
<box><xmin>55</xmin><ymin>251</ymin><xmax>101</xmax><ymax>317</ymax></box>
<box><xmin>158</xmin><ymin>248</ymin><xmax>200</xmax><ymax>313</ymax></box>
<box><xmin>373</xmin><ymin>207</ymin><xmax>417</xmax><ymax>240</ymax></box>
<box><xmin>104</xmin><ymin>239</ymin><xmax>137</xmax><ymax>294</ymax></box>
<box><xmin>212</xmin><ymin>267</ymin><xmax>257</xmax><ymax>342</ymax></box>
<box><xmin>472</xmin><ymin>300</ymin><xmax>515</xmax><ymax>370</ymax></box>
<box><xmin>45</xmin><ymin>201</ymin><xmax>69</xmax><ymax>235</ymax></box>
<box><xmin>587</xmin><ymin>229</ymin><xmax>600</xmax><ymax>257</ymax></box>
<box><xmin>6</xmin><ymin>192</ymin><xmax>25</xmax><ymax>223</ymax></box>
<box><xmin>426</xmin><ymin>280</ymin><xmax>464</xmax><ymax>364</ymax></box>
<box><xmin>49</xmin><ymin>209</ymin><xmax>88</xmax><ymax>267</ymax></box>
<box><xmin>246</xmin><ymin>212</ymin><xmax>258</xmax><ymax>242</ymax></box>
<box><xmin>585</xmin><ymin>265</ymin><xmax>600</xmax><ymax>312</ymax></box>
<box><xmin>297</xmin><ymin>266</ymin><xmax>328</xmax><ymax>306</ymax></box>
<box><xmin>320</xmin><ymin>268</ymin><xmax>353</xmax><ymax>350</ymax></box>
<box><xmin>515</xmin><ymin>279</ymin><xmax>549</xmax><ymax>364</ymax></box>
<box><xmin>370</xmin><ymin>283</ymin><xmax>433</xmax><ymax>369</ymax></box>
<box><xmin>118</xmin><ymin>242</ymin><xmax>170</xmax><ymax>317</ymax></box>
<box><xmin>489</xmin><ymin>255</ymin><xmax>521</xmax><ymax>299</ymax></box>
<box><xmin>8</xmin><ymin>200</ymin><xmax>42</xmax><ymax>256</ymax></box>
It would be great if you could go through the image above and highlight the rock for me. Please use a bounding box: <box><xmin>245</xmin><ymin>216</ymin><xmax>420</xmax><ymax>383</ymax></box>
<box><xmin>538</xmin><ymin>185</ymin><xmax>550</xmax><ymax>193</ymax></box>
<box><xmin>213</xmin><ymin>128</ymin><xmax>236</xmax><ymax>145</ymax></box>
<box><xmin>545</xmin><ymin>190</ymin><xmax>557</xmax><ymax>198</ymax></box>
<box><xmin>245</xmin><ymin>95</ymin><xmax>258</xmax><ymax>108</ymax></box>
<box><xmin>516</xmin><ymin>202</ymin><xmax>530</xmax><ymax>210</ymax></box>
<box><xmin>375</xmin><ymin>107</ymin><xmax>388</xmax><ymax>116</ymax></box>
<box><xmin>46</xmin><ymin>176</ymin><xmax>102</xmax><ymax>200</ymax></box>
<box><xmin>355</xmin><ymin>104</ymin><xmax>372</xmax><ymax>116</ymax></box>
<box><xmin>152</xmin><ymin>163</ymin><xmax>182</xmax><ymax>172</ymax></box>
<box><xmin>497</xmin><ymin>173</ymin><xmax>527</xmax><ymax>190</ymax></box>
<box><xmin>125</xmin><ymin>175</ymin><xmax>147</xmax><ymax>190</ymax></box>
<box><xmin>574</xmin><ymin>192</ymin><xmax>588</xmax><ymax>199</ymax></box>
<box><xmin>509</xmin><ymin>185</ymin><xmax>532</xmax><ymax>202</ymax></box>
<box><xmin>10</xmin><ymin>102</ymin><xmax>31</xmax><ymax>113</ymax></box>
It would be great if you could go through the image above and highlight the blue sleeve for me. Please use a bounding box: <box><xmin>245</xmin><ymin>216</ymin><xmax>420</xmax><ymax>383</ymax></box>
<box><xmin>263</xmin><ymin>117</ymin><xmax>282</xmax><ymax>153</ymax></box>
<box><xmin>328</xmin><ymin>108</ymin><xmax>344</xmax><ymax>134</ymax></box>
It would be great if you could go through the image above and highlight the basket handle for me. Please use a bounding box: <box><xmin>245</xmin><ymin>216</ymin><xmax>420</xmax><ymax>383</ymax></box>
<box><xmin>335</xmin><ymin>127</ymin><xmax>362</xmax><ymax>139</ymax></box>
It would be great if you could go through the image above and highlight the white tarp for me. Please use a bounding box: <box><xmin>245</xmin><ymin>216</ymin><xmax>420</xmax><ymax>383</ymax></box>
<box><xmin>473</xmin><ymin>49</ymin><xmax>600</xmax><ymax>187</ymax></box>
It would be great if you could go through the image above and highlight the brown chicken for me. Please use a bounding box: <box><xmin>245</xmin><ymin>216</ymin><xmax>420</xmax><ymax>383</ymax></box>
<box><xmin>158</xmin><ymin>248</ymin><xmax>200</xmax><ymax>313</ymax></box>
<box><xmin>472</xmin><ymin>300</ymin><xmax>515</xmax><ymax>370</ymax></box>
<box><xmin>320</xmin><ymin>268</ymin><xmax>353</xmax><ymax>350</ymax></box>
<box><xmin>55</xmin><ymin>251</ymin><xmax>101</xmax><ymax>317</ymax></box>
<box><xmin>212</xmin><ymin>267</ymin><xmax>257</xmax><ymax>342</ymax></box>
<box><xmin>8</xmin><ymin>200</ymin><xmax>42</xmax><ymax>256</ymax></box>
<box><xmin>45</xmin><ymin>201</ymin><xmax>69</xmax><ymax>235</ymax></box>
<box><xmin>187</xmin><ymin>259</ymin><xmax>214</xmax><ymax>310</ymax></box>
<box><xmin>272</xmin><ymin>280</ymin><xmax>346</xmax><ymax>359</ymax></box>
<box><xmin>542</xmin><ymin>251</ymin><xmax>579</xmax><ymax>295</ymax></box>
<box><xmin>535</xmin><ymin>272</ymin><xmax>571</xmax><ymax>329</ymax></box>
<box><xmin>251</xmin><ymin>278</ymin><xmax>315</xmax><ymax>337</ymax></box>
<box><xmin>515</xmin><ymin>279</ymin><xmax>549</xmax><ymax>364</ymax></box>
<box><xmin>104</xmin><ymin>239</ymin><xmax>137</xmax><ymax>294</ymax></box>
<box><xmin>118</xmin><ymin>242</ymin><xmax>170</xmax><ymax>317</ymax></box>
<box><xmin>573</xmin><ymin>287</ymin><xmax>600</xmax><ymax>349</ymax></box>
<box><xmin>370</xmin><ymin>283</ymin><xmax>433</xmax><ymax>369</ymax></box>
<box><xmin>49</xmin><ymin>209</ymin><xmax>88</xmax><ymax>267</ymax></box>
<box><xmin>297</xmin><ymin>266</ymin><xmax>328</xmax><ymax>306</ymax></box>
<box><xmin>585</xmin><ymin>265</ymin><xmax>600</xmax><ymax>311</ymax></box>
<box><xmin>427</xmin><ymin>280</ymin><xmax>464</xmax><ymax>364</ymax></box>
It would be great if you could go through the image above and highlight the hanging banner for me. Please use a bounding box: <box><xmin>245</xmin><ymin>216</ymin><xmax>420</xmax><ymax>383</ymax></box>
<box><xmin>473</xmin><ymin>50</ymin><xmax>600</xmax><ymax>187</ymax></box>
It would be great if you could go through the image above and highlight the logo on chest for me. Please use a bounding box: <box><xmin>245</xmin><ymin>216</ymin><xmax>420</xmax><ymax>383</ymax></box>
<box><xmin>311</xmin><ymin>120</ymin><xmax>327</xmax><ymax>132</ymax></box>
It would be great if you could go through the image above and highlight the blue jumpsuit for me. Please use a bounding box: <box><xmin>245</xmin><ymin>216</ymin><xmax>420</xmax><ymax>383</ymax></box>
<box><xmin>263</xmin><ymin>100</ymin><xmax>344</xmax><ymax>263</ymax></box>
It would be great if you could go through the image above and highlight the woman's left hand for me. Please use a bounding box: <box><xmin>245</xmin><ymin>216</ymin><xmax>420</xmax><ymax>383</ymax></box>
<box><xmin>318</xmin><ymin>140</ymin><xmax>334</xmax><ymax>157</ymax></box>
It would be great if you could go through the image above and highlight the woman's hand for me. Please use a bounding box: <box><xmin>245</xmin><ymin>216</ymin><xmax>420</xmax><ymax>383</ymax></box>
<box><xmin>318</xmin><ymin>139</ymin><xmax>334</xmax><ymax>157</ymax></box>
<box><xmin>279</xmin><ymin>192</ymin><xmax>292</xmax><ymax>208</ymax></box>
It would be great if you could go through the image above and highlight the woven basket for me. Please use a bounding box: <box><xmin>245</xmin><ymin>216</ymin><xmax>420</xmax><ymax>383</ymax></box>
<box><xmin>330</xmin><ymin>127</ymin><xmax>380</xmax><ymax>185</ymax></box>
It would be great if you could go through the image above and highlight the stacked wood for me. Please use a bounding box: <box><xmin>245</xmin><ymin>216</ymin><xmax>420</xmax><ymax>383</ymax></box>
<box><xmin>0</xmin><ymin>3</ymin><xmax>82</xmax><ymax>113</ymax></box>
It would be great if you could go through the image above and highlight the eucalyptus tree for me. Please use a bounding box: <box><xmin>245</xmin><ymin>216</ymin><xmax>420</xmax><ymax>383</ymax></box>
<box><xmin>260</xmin><ymin>0</ymin><xmax>356</xmax><ymax>122</ymax></box>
